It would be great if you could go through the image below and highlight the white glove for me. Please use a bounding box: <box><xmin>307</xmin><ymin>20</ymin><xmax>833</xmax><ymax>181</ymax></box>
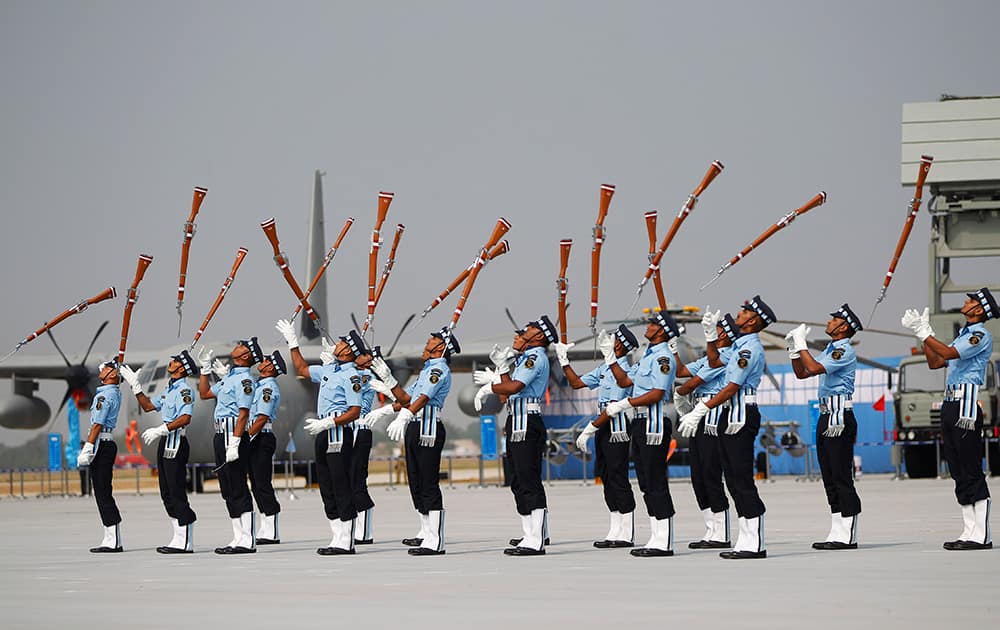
<box><xmin>678</xmin><ymin>402</ymin><xmax>710</xmax><ymax>438</ymax></box>
<box><xmin>369</xmin><ymin>357</ymin><xmax>398</xmax><ymax>389</ymax></box>
<box><xmin>667</xmin><ymin>338</ymin><xmax>679</xmax><ymax>355</ymax></box>
<box><xmin>275</xmin><ymin>319</ymin><xmax>299</xmax><ymax>350</ymax></box>
<box><xmin>141</xmin><ymin>423</ymin><xmax>168</xmax><ymax>445</ymax></box>
<box><xmin>822</xmin><ymin>423</ymin><xmax>845</xmax><ymax>438</ymax></box>
<box><xmin>473</xmin><ymin>368</ymin><xmax>501</xmax><ymax>386</ymax></box>
<box><xmin>387</xmin><ymin>407</ymin><xmax>414</xmax><ymax>441</ymax></box>
<box><xmin>901</xmin><ymin>307</ymin><xmax>935</xmax><ymax>341</ymax></box>
<box><xmin>304</xmin><ymin>415</ymin><xmax>336</xmax><ymax>436</ymax></box>
<box><xmin>362</xmin><ymin>404</ymin><xmax>396</xmax><ymax>429</ymax></box>
<box><xmin>791</xmin><ymin>324</ymin><xmax>811</xmax><ymax>352</ymax></box>
<box><xmin>575</xmin><ymin>422</ymin><xmax>599</xmax><ymax>454</ymax></box>
<box><xmin>673</xmin><ymin>389</ymin><xmax>695</xmax><ymax>416</ymax></box>
<box><xmin>701</xmin><ymin>306</ymin><xmax>721</xmax><ymax>342</ymax></box>
<box><xmin>211</xmin><ymin>358</ymin><xmax>229</xmax><ymax>380</ymax></box>
<box><xmin>225</xmin><ymin>436</ymin><xmax>241</xmax><ymax>462</ymax></box>
<box><xmin>785</xmin><ymin>323</ymin><xmax>810</xmax><ymax>359</ymax></box>
<box><xmin>473</xmin><ymin>383</ymin><xmax>494</xmax><ymax>412</ymax></box>
<box><xmin>320</xmin><ymin>337</ymin><xmax>336</xmax><ymax>366</ymax></box>
<box><xmin>369</xmin><ymin>379</ymin><xmax>396</xmax><ymax>401</ymax></box>
<box><xmin>489</xmin><ymin>345</ymin><xmax>516</xmax><ymax>375</ymax></box>
<box><xmin>915</xmin><ymin>312</ymin><xmax>935</xmax><ymax>341</ymax></box>
<box><xmin>597</xmin><ymin>329</ymin><xmax>616</xmax><ymax>366</ymax></box>
<box><xmin>76</xmin><ymin>442</ymin><xmax>95</xmax><ymax>467</ymax></box>
<box><xmin>604</xmin><ymin>398</ymin><xmax>633</xmax><ymax>417</ymax></box>
<box><xmin>784</xmin><ymin>329</ymin><xmax>799</xmax><ymax>359</ymax></box>
<box><xmin>553</xmin><ymin>342</ymin><xmax>575</xmax><ymax>367</ymax></box>
<box><xmin>119</xmin><ymin>364</ymin><xmax>143</xmax><ymax>395</ymax></box>
<box><xmin>197</xmin><ymin>346</ymin><xmax>214</xmax><ymax>374</ymax></box>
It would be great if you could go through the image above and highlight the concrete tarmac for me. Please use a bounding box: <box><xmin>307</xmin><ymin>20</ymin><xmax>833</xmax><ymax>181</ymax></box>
<box><xmin>0</xmin><ymin>474</ymin><xmax>995</xmax><ymax>629</ymax></box>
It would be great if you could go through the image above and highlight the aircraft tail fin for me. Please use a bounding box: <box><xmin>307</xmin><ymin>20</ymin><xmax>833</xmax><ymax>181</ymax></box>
<box><xmin>301</xmin><ymin>170</ymin><xmax>327</xmax><ymax>341</ymax></box>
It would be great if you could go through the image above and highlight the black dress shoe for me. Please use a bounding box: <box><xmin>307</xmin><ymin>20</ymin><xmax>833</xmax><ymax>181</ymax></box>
<box><xmin>354</xmin><ymin>539</ymin><xmax>374</xmax><ymax>545</ymax></box>
<box><xmin>257</xmin><ymin>538</ymin><xmax>280</xmax><ymax>545</ymax></box>
<box><xmin>504</xmin><ymin>546</ymin><xmax>545</xmax><ymax>556</ymax></box>
<box><xmin>156</xmin><ymin>546</ymin><xmax>192</xmax><ymax>554</ymax></box>
<box><xmin>509</xmin><ymin>537</ymin><xmax>550</xmax><ymax>547</ymax></box>
<box><xmin>402</xmin><ymin>537</ymin><xmax>423</xmax><ymax>547</ymax></box>
<box><xmin>948</xmin><ymin>540</ymin><xmax>992</xmax><ymax>551</ymax></box>
<box><xmin>214</xmin><ymin>546</ymin><xmax>233</xmax><ymax>554</ymax></box>
<box><xmin>630</xmin><ymin>547</ymin><xmax>674</xmax><ymax>557</ymax></box>
<box><xmin>316</xmin><ymin>546</ymin><xmax>356</xmax><ymax>555</ymax></box>
<box><xmin>222</xmin><ymin>546</ymin><xmax>256</xmax><ymax>554</ymax></box>
<box><xmin>812</xmin><ymin>541</ymin><xmax>857</xmax><ymax>550</ymax></box>
<box><xmin>408</xmin><ymin>547</ymin><xmax>446</xmax><ymax>556</ymax></box>
<box><xmin>942</xmin><ymin>540</ymin><xmax>963</xmax><ymax>550</ymax></box>
<box><xmin>594</xmin><ymin>539</ymin><xmax>634</xmax><ymax>549</ymax></box>
<box><xmin>720</xmin><ymin>550</ymin><xmax>767</xmax><ymax>559</ymax></box>
<box><xmin>689</xmin><ymin>540</ymin><xmax>731</xmax><ymax>549</ymax></box>
<box><xmin>90</xmin><ymin>546</ymin><xmax>123</xmax><ymax>553</ymax></box>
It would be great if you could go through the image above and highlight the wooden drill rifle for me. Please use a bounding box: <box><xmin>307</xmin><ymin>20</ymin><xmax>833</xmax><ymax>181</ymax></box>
<box><xmin>590</xmin><ymin>184</ymin><xmax>615</xmax><ymax>334</ymax></box>
<box><xmin>261</xmin><ymin>217</ymin><xmax>320</xmax><ymax>328</ymax></box>
<box><xmin>450</xmin><ymin>218</ymin><xmax>512</xmax><ymax>329</ymax></box>
<box><xmin>420</xmin><ymin>240</ymin><xmax>510</xmax><ymax>319</ymax></box>
<box><xmin>291</xmin><ymin>216</ymin><xmax>354</xmax><ymax>321</ymax></box>
<box><xmin>867</xmin><ymin>155</ymin><xmax>934</xmax><ymax>325</ymax></box>
<box><xmin>366</xmin><ymin>192</ymin><xmax>394</xmax><ymax>333</ymax></box>
<box><xmin>176</xmin><ymin>186</ymin><xmax>207</xmax><ymax>336</ymax></box>
<box><xmin>362</xmin><ymin>223</ymin><xmax>406</xmax><ymax>334</ymax></box>
<box><xmin>557</xmin><ymin>239</ymin><xmax>572</xmax><ymax>343</ymax></box>
<box><xmin>643</xmin><ymin>211</ymin><xmax>668</xmax><ymax>312</ymax></box>
<box><xmin>190</xmin><ymin>247</ymin><xmax>248</xmax><ymax>348</ymax></box>
<box><xmin>117</xmin><ymin>254</ymin><xmax>154</xmax><ymax>364</ymax></box>
<box><xmin>629</xmin><ymin>161</ymin><xmax>723</xmax><ymax>314</ymax></box>
<box><xmin>2</xmin><ymin>287</ymin><xmax>118</xmax><ymax>363</ymax></box>
<box><xmin>701</xmin><ymin>191</ymin><xmax>827</xmax><ymax>290</ymax></box>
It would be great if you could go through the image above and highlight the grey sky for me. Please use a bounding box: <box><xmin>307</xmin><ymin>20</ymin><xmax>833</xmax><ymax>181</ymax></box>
<box><xmin>1</xmin><ymin>1</ymin><xmax>998</xmax><ymax>435</ymax></box>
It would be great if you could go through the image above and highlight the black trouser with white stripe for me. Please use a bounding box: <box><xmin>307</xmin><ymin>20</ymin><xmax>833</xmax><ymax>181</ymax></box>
<box><xmin>213</xmin><ymin>433</ymin><xmax>253</xmax><ymax>518</ymax></box>
<box><xmin>405</xmin><ymin>421</ymin><xmax>446</xmax><ymax>513</ymax></box>
<box><xmin>91</xmin><ymin>440</ymin><xmax>121</xmax><ymax>526</ymax></box>
<box><xmin>718</xmin><ymin>406</ymin><xmax>765</xmax><ymax>519</ymax></box>
<box><xmin>594</xmin><ymin>423</ymin><xmax>635</xmax><ymax>514</ymax></box>
<box><xmin>350</xmin><ymin>428</ymin><xmax>375</xmax><ymax>513</ymax></box>
<box><xmin>688</xmin><ymin>419</ymin><xmax>729</xmax><ymax>514</ymax></box>
<box><xmin>631</xmin><ymin>419</ymin><xmax>675</xmax><ymax>520</ymax></box>
<box><xmin>940</xmin><ymin>402</ymin><xmax>990</xmax><ymax>505</ymax></box>
<box><xmin>248</xmin><ymin>432</ymin><xmax>280</xmax><ymax>516</ymax></box>
<box><xmin>506</xmin><ymin>414</ymin><xmax>547</xmax><ymax>515</ymax></box>
<box><xmin>503</xmin><ymin>417</ymin><xmax>517</xmax><ymax>492</ymax></box>
<box><xmin>816</xmin><ymin>411</ymin><xmax>861</xmax><ymax>517</ymax></box>
<box><xmin>315</xmin><ymin>429</ymin><xmax>357</xmax><ymax>521</ymax></box>
<box><xmin>157</xmin><ymin>437</ymin><xmax>196</xmax><ymax>526</ymax></box>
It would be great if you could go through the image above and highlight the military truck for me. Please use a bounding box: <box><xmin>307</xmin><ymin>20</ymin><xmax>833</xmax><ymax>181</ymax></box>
<box><xmin>893</xmin><ymin>95</ymin><xmax>1000</xmax><ymax>478</ymax></box>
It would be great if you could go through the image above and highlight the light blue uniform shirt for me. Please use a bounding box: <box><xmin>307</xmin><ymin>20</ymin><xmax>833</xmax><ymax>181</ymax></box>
<box><xmin>357</xmin><ymin>368</ymin><xmax>375</xmax><ymax>416</ymax></box>
<box><xmin>90</xmin><ymin>384</ymin><xmax>121</xmax><ymax>431</ymax></box>
<box><xmin>631</xmin><ymin>342</ymin><xmax>675</xmax><ymax>397</ymax></box>
<box><xmin>580</xmin><ymin>355</ymin><xmax>631</xmax><ymax>403</ymax></box>
<box><xmin>209</xmin><ymin>366</ymin><xmax>254</xmax><ymax>419</ymax></box>
<box><xmin>947</xmin><ymin>322</ymin><xmax>993</xmax><ymax>387</ymax></box>
<box><xmin>405</xmin><ymin>357</ymin><xmax>452</xmax><ymax>408</ymax></box>
<box><xmin>687</xmin><ymin>346</ymin><xmax>734</xmax><ymax>396</ymax></box>
<box><xmin>816</xmin><ymin>338</ymin><xmax>856</xmax><ymax>397</ymax></box>
<box><xmin>250</xmin><ymin>376</ymin><xmax>280</xmax><ymax>421</ymax></box>
<box><xmin>725</xmin><ymin>332</ymin><xmax>766</xmax><ymax>390</ymax></box>
<box><xmin>509</xmin><ymin>346</ymin><xmax>550</xmax><ymax>400</ymax></box>
<box><xmin>308</xmin><ymin>362</ymin><xmax>363</xmax><ymax>416</ymax></box>
<box><xmin>152</xmin><ymin>378</ymin><xmax>195</xmax><ymax>423</ymax></box>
